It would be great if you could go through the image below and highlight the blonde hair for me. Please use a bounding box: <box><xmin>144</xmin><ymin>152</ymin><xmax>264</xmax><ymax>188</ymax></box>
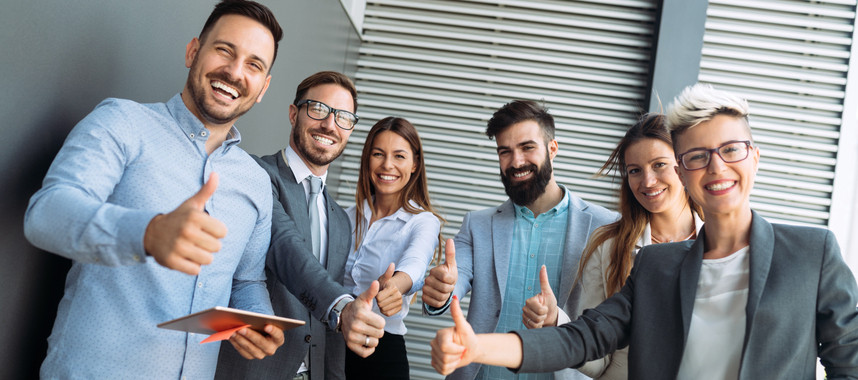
<box><xmin>666</xmin><ymin>83</ymin><xmax>752</xmax><ymax>151</ymax></box>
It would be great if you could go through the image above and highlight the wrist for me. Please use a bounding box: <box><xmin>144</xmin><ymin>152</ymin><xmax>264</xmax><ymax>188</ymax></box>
<box><xmin>327</xmin><ymin>295</ymin><xmax>355</xmax><ymax>332</ymax></box>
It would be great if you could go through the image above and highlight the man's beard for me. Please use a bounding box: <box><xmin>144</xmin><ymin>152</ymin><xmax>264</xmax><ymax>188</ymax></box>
<box><xmin>291</xmin><ymin>121</ymin><xmax>345</xmax><ymax>167</ymax></box>
<box><xmin>500</xmin><ymin>153</ymin><xmax>553</xmax><ymax>206</ymax></box>
<box><xmin>186</xmin><ymin>61</ymin><xmax>252</xmax><ymax>125</ymax></box>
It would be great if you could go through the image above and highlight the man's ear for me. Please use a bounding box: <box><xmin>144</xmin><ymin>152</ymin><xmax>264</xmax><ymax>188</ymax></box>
<box><xmin>256</xmin><ymin>75</ymin><xmax>272</xmax><ymax>103</ymax></box>
<box><xmin>548</xmin><ymin>139</ymin><xmax>559</xmax><ymax>160</ymax></box>
<box><xmin>185</xmin><ymin>38</ymin><xmax>201</xmax><ymax>68</ymax></box>
<box><xmin>288</xmin><ymin>103</ymin><xmax>299</xmax><ymax>127</ymax></box>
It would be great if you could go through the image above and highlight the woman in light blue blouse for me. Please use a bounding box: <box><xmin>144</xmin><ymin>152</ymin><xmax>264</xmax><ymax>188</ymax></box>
<box><xmin>344</xmin><ymin>116</ymin><xmax>443</xmax><ymax>379</ymax></box>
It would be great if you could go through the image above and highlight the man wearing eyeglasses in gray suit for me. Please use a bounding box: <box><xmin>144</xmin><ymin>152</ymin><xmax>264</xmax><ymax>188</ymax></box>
<box><xmin>217</xmin><ymin>71</ymin><xmax>385</xmax><ymax>380</ymax></box>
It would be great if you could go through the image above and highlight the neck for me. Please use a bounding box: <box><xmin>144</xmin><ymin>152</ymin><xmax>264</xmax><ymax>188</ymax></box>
<box><xmin>289</xmin><ymin>140</ymin><xmax>330</xmax><ymax>177</ymax></box>
<box><xmin>702</xmin><ymin>206</ymin><xmax>753</xmax><ymax>259</ymax></box>
<box><xmin>180</xmin><ymin>90</ymin><xmax>233</xmax><ymax>155</ymax></box>
<box><xmin>525</xmin><ymin>179</ymin><xmax>563</xmax><ymax>217</ymax></box>
<box><xmin>371</xmin><ymin>193</ymin><xmax>402</xmax><ymax>222</ymax></box>
<box><xmin>649</xmin><ymin>201</ymin><xmax>695</xmax><ymax>243</ymax></box>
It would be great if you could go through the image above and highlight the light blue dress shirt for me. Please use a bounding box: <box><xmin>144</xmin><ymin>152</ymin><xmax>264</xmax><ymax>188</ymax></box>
<box><xmin>477</xmin><ymin>190</ymin><xmax>570</xmax><ymax>380</ymax></box>
<box><xmin>344</xmin><ymin>199</ymin><xmax>441</xmax><ymax>335</ymax></box>
<box><xmin>24</xmin><ymin>94</ymin><xmax>273</xmax><ymax>379</ymax></box>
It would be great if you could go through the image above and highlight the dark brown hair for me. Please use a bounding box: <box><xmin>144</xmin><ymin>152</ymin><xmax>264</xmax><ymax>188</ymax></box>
<box><xmin>353</xmin><ymin>117</ymin><xmax>444</xmax><ymax>262</ymax></box>
<box><xmin>485</xmin><ymin>100</ymin><xmax>555</xmax><ymax>143</ymax></box>
<box><xmin>199</xmin><ymin>0</ymin><xmax>283</xmax><ymax>68</ymax></box>
<box><xmin>293</xmin><ymin>71</ymin><xmax>358</xmax><ymax>113</ymax></box>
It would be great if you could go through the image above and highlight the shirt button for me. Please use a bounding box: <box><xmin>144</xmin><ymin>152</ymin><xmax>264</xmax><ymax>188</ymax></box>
<box><xmin>304</xmin><ymin>335</ymin><xmax>312</xmax><ymax>343</ymax></box>
<box><xmin>133</xmin><ymin>254</ymin><xmax>142</xmax><ymax>262</ymax></box>
<box><xmin>530</xmin><ymin>254</ymin><xmax>535</xmax><ymax>258</ymax></box>
<box><xmin>189</xmin><ymin>133</ymin><xmax>195</xmax><ymax>138</ymax></box>
<box><xmin>197</xmin><ymin>282</ymin><xmax>203</xmax><ymax>288</ymax></box>
<box><xmin>534</xmin><ymin>223</ymin><xmax>539</xmax><ymax>228</ymax></box>
<box><xmin>200</xmin><ymin>131</ymin><xmax>208</xmax><ymax>136</ymax></box>
<box><xmin>528</xmin><ymin>286</ymin><xmax>532</xmax><ymax>290</ymax></box>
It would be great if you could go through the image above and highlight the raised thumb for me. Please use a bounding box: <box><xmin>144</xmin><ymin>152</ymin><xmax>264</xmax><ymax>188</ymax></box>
<box><xmin>378</xmin><ymin>262</ymin><xmax>395</xmax><ymax>286</ymax></box>
<box><xmin>187</xmin><ymin>172</ymin><xmax>219</xmax><ymax>210</ymax></box>
<box><xmin>539</xmin><ymin>265</ymin><xmax>554</xmax><ymax>297</ymax></box>
<box><xmin>450</xmin><ymin>295</ymin><xmax>466</xmax><ymax>328</ymax></box>
<box><xmin>443</xmin><ymin>238</ymin><xmax>456</xmax><ymax>269</ymax></box>
<box><xmin>359</xmin><ymin>280</ymin><xmax>380</xmax><ymax>305</ymax></box>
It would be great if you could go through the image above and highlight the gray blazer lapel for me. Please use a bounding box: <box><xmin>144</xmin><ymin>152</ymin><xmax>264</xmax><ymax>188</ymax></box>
<box><xmin>679</xmin><ymin>233</ymin><xmax>705</xmax><ymax>340</ymax></box>
<box><xmin>492</xmin><ymin>201</ymin><xmax>515</xmax><ymax>303</ymax></box>
<box><xmin>276</xmin><ymin>154</ymin><xmax>311</xmax><ymax>236</ymax></box>
<box><xmin>743</xmin><ymin>211</ymin><xmax>773</xmax><ymax>351</ymax></box>
<box><xmin>558</xmin><ymin>200</ymin><xmax>594</xmax><ymax>306</ymax></box>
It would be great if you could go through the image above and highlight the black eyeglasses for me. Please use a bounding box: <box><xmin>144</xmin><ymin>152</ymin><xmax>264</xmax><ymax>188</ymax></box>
<box><xmin>677</xmin><ymin>140</ymin><xmax>753</xmax><ymax>170</ymax></box>
<box><xmin>295</xmin><ymin>99</ymin><xmax>358</xmax><ymax>130</ymax></box>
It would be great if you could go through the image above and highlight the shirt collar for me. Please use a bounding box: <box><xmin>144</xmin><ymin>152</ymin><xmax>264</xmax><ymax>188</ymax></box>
<box><xmin>513</xmin><ymin>184</ymin><xmax>570</xmax><ymax>219</ymax></box>
<box><xmin>167</xmin><ymin>93</ymin><xmax>242</xmax><ymax>149</ymax></box>
<box><xmin>360</xmin><ymin>198</ymin><xmax>420</xmax><ymax>224</ymax></box>
<box><xmin>284</xmin><ymin>146</ymin><xmax>328</xmax><ymax>186</ymax></box>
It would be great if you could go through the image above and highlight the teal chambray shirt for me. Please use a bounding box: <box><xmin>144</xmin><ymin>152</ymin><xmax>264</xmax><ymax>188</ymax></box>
<box><xmin>477</xmin><ymin>188</ymin><xmax>570</xmax><ymax>380</ymax></box>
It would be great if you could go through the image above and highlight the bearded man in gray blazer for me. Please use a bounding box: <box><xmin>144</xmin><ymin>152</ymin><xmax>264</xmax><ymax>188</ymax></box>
<box><xmin>217</xmin><ymin>71</ymin><xmax>385</xmax><ymax>380</ymax></box>
<box><xmin>421</xmin><ymin>100</ymin><xmax>617</xmax><ymax>380</ymax></box>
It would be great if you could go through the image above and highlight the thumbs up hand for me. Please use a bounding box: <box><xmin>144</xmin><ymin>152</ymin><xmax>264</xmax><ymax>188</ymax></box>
<box><xmin>422</xmin><ymin>239</ymin><xmax>458</xmax><ymax>308</ymax></box>
<box><xmin>143</xmin><ymin>172</ymin><xmax>228</xmax><ymax>275</ymax></box>
<box><xmin>522</xmin><ymin>265</ymin><xmax>558</xmax><ymax>329</ymax></box>
<box><xmin>342</xmin><ymin>280</ymin><xmax>386</xmax><ymax>357</ymax></box>
<box><xmin>376</xmin><ymin>263</ymin><xmax>403</xmax><ymax>316</ymax></box>
<box><xmin>430</xmin><ymin>295</ymin><xmax>479</xmax><ymax>375</ymax></box>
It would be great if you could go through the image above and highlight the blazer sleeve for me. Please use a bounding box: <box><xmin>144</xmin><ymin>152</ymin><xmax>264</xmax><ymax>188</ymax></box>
<box><xmin>513</xmin><ymin>249</ymin><xmax>637</xmax><ymax>374</ymax></box>
<box><xmin>816</xmin><ymin>230</ymin><xmax>858</xmax><ymax>379</ymax></box>
<box><xmin>256</xmin><ymin>156</ymin><xmax>350</xmax><ymax>322</ymax></box>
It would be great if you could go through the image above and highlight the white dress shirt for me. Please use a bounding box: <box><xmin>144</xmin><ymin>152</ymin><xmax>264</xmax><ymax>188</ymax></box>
<box><xmin>344</xmin><ymin>199</ymin><xmax>441</xmax><ymax>335</ymax></box>
<box><xmin>283</xmin><ymin>147</ymin><xmax>329</xmax><ymax>265</ymax></box>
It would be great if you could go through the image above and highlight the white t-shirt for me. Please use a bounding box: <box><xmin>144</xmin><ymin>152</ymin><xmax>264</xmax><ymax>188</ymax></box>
<box><xmin>677</xmin><ymin>246</ymin><xmax>750</xmax><ymax>380</ymax></box>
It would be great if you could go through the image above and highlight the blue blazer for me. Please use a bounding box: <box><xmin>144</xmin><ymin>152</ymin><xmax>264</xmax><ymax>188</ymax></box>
<box><xmin>445</xmin><ymin>190</ymin><xmax>617</xmax><ymax>380</ymax></box>
<box><xmin>517</xmin><ymin>211</ymin><xmax>858</xmax><ymax>379</ymax></box>
<box><xmin>216</xmin><ymin>151</ymin><xmax>352</xmax><ymax>380</ymax></box>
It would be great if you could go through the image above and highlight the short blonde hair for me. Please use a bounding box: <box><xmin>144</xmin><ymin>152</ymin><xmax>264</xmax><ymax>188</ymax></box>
<box><xmin>666</xmin><ymin>83</ymin><xmax>752</xmax><ymax>152</ymax></box>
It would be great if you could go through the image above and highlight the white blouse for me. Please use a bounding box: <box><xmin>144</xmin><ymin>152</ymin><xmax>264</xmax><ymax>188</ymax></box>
<box><xmin>344</xmin><ymin>199</ymin><xmax>441</xmax><ymax>335</ymax></box>
<box><xmin>677</xmin><ymin>246</ymin><xmax>750</xmax><ymax>380</ymax></box>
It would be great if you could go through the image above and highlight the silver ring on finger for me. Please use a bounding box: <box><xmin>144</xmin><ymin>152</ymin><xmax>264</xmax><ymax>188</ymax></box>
<box><xmin>364</xmin><ymin>336</ymin><xmax>371</xmax><ymax>347</ymax></box>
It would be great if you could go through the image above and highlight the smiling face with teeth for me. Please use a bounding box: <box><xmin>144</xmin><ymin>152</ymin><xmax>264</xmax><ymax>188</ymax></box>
<box><xmin>625</xmin><ymin>138</ymin><xmax>686</xmax><ymax>217</ymax></box>
<box><xmin>675</xmin><ymin>114</ymin><xmax>759</xmax><ymax>220</ymax></box>
<box><xmin>289</xmin><ymin>83</ymin><xmax>355</xmax><ymax>176</ymax></box>
<box><xmin>182</xmin><ymin>14</ymin><xmax>274</xmax><ymax>131</ymax></box>
<box><xmin>495</xmin><ymin>120</ymin><xmax>558</xmax><ymax>207</ymax></box>
<box><xmin>367</xmin><ymin>131</ymin><xmax>417</xmax><ymax>201</ymax></box>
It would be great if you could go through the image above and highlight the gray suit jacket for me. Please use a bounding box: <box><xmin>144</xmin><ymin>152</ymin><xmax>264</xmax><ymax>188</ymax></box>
<box><xmin>517</xmin><ymin>211</ymin><xmax>858</xmax><ymax>379</ymax></box>
<box><xmin>216</xmin><ymin>151</ymin><xmax>352</xmax><ymax>380</ymax></box>
<box><xmin>444</xmin><ymin>191</ymin><xmax>617</xmax><ymax>380</ymax></box>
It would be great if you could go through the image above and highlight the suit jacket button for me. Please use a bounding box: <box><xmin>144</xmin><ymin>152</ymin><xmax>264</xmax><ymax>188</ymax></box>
<box><xmin>304</xmin><ymin>335</ymin><xmax>312</xmax><ymax>343</ymax></box>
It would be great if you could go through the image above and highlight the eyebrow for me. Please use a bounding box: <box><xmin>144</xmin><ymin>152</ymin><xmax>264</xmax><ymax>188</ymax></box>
<box><xmin>213</xmin><ymin>40</ymin><xmax>270</xmax><ymax>71</ymax></box>
<box><xmin>372</xmin><ymin>147</ymin><xmax>410</xmax><ymax>154</ymax></box>
<box><xmin>496</xmin><ymin>139</ymin><xmax>537</xmax><ymax>153</ymax></box>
